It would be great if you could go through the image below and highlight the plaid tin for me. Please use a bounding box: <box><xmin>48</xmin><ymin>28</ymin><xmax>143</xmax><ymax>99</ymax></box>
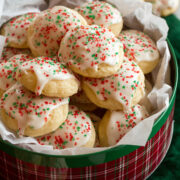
<box><xmin>0</xmin><ymin>107</ymin><xmax>174</xmax><ymax>180</ymax></box>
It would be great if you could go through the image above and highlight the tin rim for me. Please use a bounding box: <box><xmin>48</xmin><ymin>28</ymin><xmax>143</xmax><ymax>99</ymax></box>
<box><xmin>0</xmin><ymin>39</ymin><xmax>178</xmax><ymax>168</ymax></box>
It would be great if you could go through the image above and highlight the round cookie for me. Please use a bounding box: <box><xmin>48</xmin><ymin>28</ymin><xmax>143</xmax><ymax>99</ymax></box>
<box><xmin>0</xmin><ymin>83</ymin><xmax>69</xmax><ymax>137</ymax></box>
<box><xmin>70</xmin><ymin>90</ymin><xmax>97</xmax><ymax>111</ymax></box>
<box><xmin>70</xmin><ymin>102</ymin><xmax>97</xmax><ymax>112</ymax></box>
<box><xmin>36</xmin><ymin>105</ymin><xmax>95</xmax><ymax>149</ymax></box>
<box><xmin>145</xmin><ymin>0</ymin><xmax>179</xmax><ymax>16</ymax></box>
<box><xmin>75</xmin><ymin>1</ymin><xmax>123</xmax><ymax>36</ymax></box>
<box><xmin>1</xmin><ymin>13</ymin><xmax>39</xmax><ymax>48</ymax></box>
<box><xmin>86</xmin><ymin>112</ymin><xmax>101</xmax><ymax>147</ymax></box>
<box><xmin>16</xmin><ymin>56</ymin><xmax>79</xmax><ymax>97</ymax></box>
<box><xmin>139</xmin><ymin>79</ymin><xmax>153</xmax><ymax>113</ymax></box>
<box><xmin>0</xmin><ymin>89</ymin><xmax>4</xmax><ymax>98</ymax></box>
<box><xmin>71</xmin><ymin>90</ymin><xmax>93</xmax><ymax>104</ymax></box>
<box><xmin>82</xmin><ymin>60</ymin><xmax>145</xmax><ymax>111</ymax></box>
<box><xmin>118</xmin><ymin>30</ymin><xmax>160</xmax><ymax>74</ymax></box>
<box><xmin>86</xmin><ymin>112</ymin><xmax>102</xmax><ymax>124</ymax></box>
<box><xmin>28</xmin><ymin>6</ymin><xmax>87</xmax><ymax>57</ymax></box>
<box><xmin>0</xmin><ymin>47</ymin><xmax>31</xmax><ymax>62</ymax></box>
<box><xmin>59</xmin><ymin>25</ymin><xmax>124</xmax><ymax>78</ymax></box>
<box><xmin>98</xmin><ymin>104</ymin><xmax>149</xmax><ymax>147</ymax></box>
<box><xmin>0</xmin><ymin>54</ymin><xmax>32</xmax><ymax>96</ymax></box>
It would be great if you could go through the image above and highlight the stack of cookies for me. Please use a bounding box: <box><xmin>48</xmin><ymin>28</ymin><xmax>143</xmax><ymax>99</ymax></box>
<box><xmin>0</xmin><ymin>1</ymin><xmax>161</xmax><ymax>149</ymax></box>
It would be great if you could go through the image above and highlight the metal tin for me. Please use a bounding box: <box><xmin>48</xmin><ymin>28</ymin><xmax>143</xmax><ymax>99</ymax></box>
<box><xmin>0</xmin><ymin>40</ymin><xmax>178</xmax><ymax>179</ymax></box>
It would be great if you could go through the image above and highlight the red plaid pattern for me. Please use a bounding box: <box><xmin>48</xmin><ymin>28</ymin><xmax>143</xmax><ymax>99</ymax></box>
<box><xmin>0</xmin><ymin>107</ymin><xmax>174</xmax><ymax>180</ymax></box>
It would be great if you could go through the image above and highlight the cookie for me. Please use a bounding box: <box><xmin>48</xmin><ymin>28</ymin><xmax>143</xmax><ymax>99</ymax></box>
<box><xmin>86</xmin><ymin>112</ymin><xmax>101</xmax><ymax>147</ymax></box>
<box><xmin>0</xmin><ymin>54</ymin><xmax>32</xmax><ymax>96</ymax></box>
<box><xmin>36</xmin><ymin>105</ymin><xmax>95</xmax><ymax>149</ymax></box>
<box><xmin>0</xmin><ymin>83</ymin><xmax>69</xmax><ymax>137</ymax></box>
<box><xmin>71</xmin><ymin>90</ymin><xmax>92</xmax><ymax>104</ymax></box>
<box><xmin>118</xmin><ymin>30</ymin><xmax>160</xmax><ymax>74</ymax></box>
<box><xmin>139</xmin><ymin>78</ymin><xmax>153</xmax><ymax>113</ymax></box>
<box><xmin>0</xmin><ymin>47</ymin><xmax>31</xmax><ymax>62</ymax></box>
<box><xmin>28</xmin><ymin>6</ymin><xmax>87</xmax><ymax>57</ymax></box>
<box><xmin>70</xmin><ymin>90</ymin><xmax>97</xmax><ymax>111</ymax></box>
<box><xmin>145</xmin><ymin>0</ymin><xmax>179</xmax><ymax>16</ymax></box>
<box><xmin>59</xmin><ymin>25</ymin><xmax>124</xmax><ymax>78</ymax></box>
<box><xmin>1</xmin><ymin>13</ymin><xmax>39</xmax><ymax>48</ymax></box>
<box><xmin>83</xmin><ymin>60</ymin><xmax>145</xmax><ymax>111</ymax></box>
<box><xmin>98</xmin><ymin>104</ymin><xmax>149</xmax><ymax>147</ymax></box>
<box><xmin>75</xmin><ymin>1</ymin><xmax>123</xmax><ymax>36</ymax></box>
<box><xmin>70</xmin><ymin>102</ymin><xmax>97</xmax><ymax>112</ymax></box>
<box><xmin>16</xmin><ymin>56</ymin><xmax>79</xmax><ymax>97</ymax></box>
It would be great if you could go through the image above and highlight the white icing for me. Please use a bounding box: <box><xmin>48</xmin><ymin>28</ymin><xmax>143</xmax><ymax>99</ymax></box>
<box><xmin>84</xmin><ymin>61</ymin><xmax>145</xmax><ymax>110</ymax></box>
<box><xmin>28</xmin><ymin>6</ymin><xmax>85</xmax><ymax>56</ymax></box>
<box><xmin>0</xmin><ymin>83</ymin><xmax>69</xmax><ymax>132</ymax></box>
<box><xmin>0</xmin><ymin>47</ymin><xmax>31</xmax><ymax>62</ymax></box>
<box><xmin>107</xmin><ymin>105</ymin><xmax>149</xmax><ymax>146</ymax></box>
<box><xmin>18</xmin><ymin>57</ymin><xmax>76</xmax><ymax>95</ymax></box>
<box><xmin>0</xmin><ymin>54</ymin><xmax>32</xmax><ymax>91</ymax></box>
<box><xmin>3</xmin><ymin>13</ymin><xmax>39</xmax><ymax>46</ymax></box>
<box><xmin>37</xmin><ymin>105</ymin><xmax>93</xmax><ymax>149</ymax></box>
<box><xmin>118</xmin><ymin>30</ymin><xmax>160</xmax><ymax>63</ymax></box>
<box><xmin>59</xmin><ymin>25</ymin><xmax>123</xmax><ymax>71</ymax></box>
<box><xmin>75</xmin><ymin>1</ymin><xmax>122</xmax><ymax>27</ymax></box>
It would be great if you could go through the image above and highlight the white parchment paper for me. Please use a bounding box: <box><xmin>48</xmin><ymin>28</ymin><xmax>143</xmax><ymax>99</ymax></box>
<box><xmin>0</xmin><ymin>0</ymin><xmax>172</xmax><ymax>155</ymax></box>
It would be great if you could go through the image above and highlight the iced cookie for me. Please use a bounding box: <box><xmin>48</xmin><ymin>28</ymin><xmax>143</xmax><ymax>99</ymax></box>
<box><xmin>86</xmin><ymin>112</ymin><xmax>101</xmax><ymax>147</ymax></box>
<box><xmin>87</xmin><ymin>112</ymin><xmax>102</xmax><ymax>124</ymax></box>
<box><xmin>70</xmin><ymin>90</ymin><xmax>97</xmax><ymax>111</ymax></box>
<box><xmin>83</xmin><ymin>60</ymin><xmax>145</xmax><ymax>111</ymax></box>
<box><xmin>118</xmin><ymin>30</ymin><xmax>160</xmax><ymax>74</ymax></box>
<box><xmin>139</xmin><ymin>79</ymin><xmax>153</xmax><ymax>113</ymax></box>
<box><xmin>28</xmin><ymin>6</ymin><xmax>87</xmax><ymax>57</ymax></box>
<box><xmin>0</xmin><ymin>83</ymin><xmax>69</xmax><ymax>137</ymax></box>
<box><xmin>16</xmin><ymin>56</ymin><xmax>79</xmax><ymax>97</ymax></box>
<box><xmin>71</xmin><ymin>102</ymin><xmax>97</xmax><ymax>112</ymax></box>
<box><xmin>71</xmin><ymin>90</ymin><xmax>92</xmax><ymax>104</ymax></box>
<box><xmin>0</xmin><ymin>47</ymin><xmax>31</xmax><ymax>62</ymax></box>
<box><xmin>1</xmin><ymin>13</ymin><xmax>39</xmax><ymax>48</ymax></box>
<box><xmin>59</xmin><ymin>25</ymin><xmax>124</xmax><ymax>78</ymax></box>
<box><xmin>98</xmin><ymin>104</ymin><xmax>149</xmax><ymax>147</ymax></box>
<box><xmin>0</xmin><ymin>54</ymin><xmax>32</xmax><ymax>96</ymax></box>
<box><xmin>145</xmin><ymin>0</ymin><xmax>179</xmax><ymax>16</ymax></box>
<box><xmin>0</xmin><ymin>89</ymin><xmax>4</xmax><ymax>98</ymax></box>
<box><xmin>36</xmin><ymin>105</ymin><xmax>95</xmax><ymax>149</ymax></box>
<box><xmin>75</xmin><ymin>1</ymin><xmax>123</xmax><ymax>36</ymax></box>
